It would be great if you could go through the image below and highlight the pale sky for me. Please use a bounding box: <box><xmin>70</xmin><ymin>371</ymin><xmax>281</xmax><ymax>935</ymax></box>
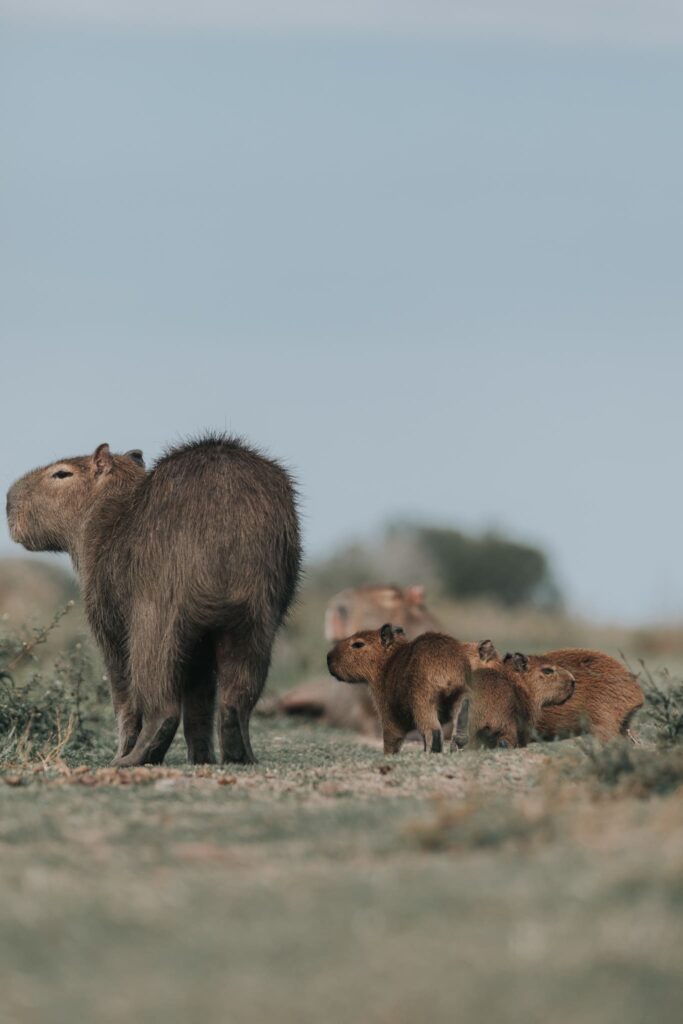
<box><xmin>1</xmin><ymin>4</ymin><xmax>682</xmax><ymax>624</ymax></box>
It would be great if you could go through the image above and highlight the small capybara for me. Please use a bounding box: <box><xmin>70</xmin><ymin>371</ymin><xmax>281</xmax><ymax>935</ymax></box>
<box><xmin>503</xmin><ymin>649</ymin><xmax>644</xmax><ymax>742</ymax></box>
<box><xmin>327</xmin><ymin>625</ymin><xmax>473</xmax><ymax>754</ymax></box>
<box><xmin>281</xmin><ymin>583</ymin><xmax>443</xmax><ymax>734</ymax></box>
<box><xmin>454</xmin><ymin>661</ymin><xmax>576</xmax><ymax>749</ymax></box>
<box><xmin>6</xmin><ymin>435</ymin><xmax>301</xmax><ymax>766</ymax></box>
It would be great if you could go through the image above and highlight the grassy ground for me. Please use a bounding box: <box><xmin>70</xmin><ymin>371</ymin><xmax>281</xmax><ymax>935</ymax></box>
<box><xmin>1</xmin><ymin>717</ymin><xmax>682</xmax><ymax>1024</ymax></box>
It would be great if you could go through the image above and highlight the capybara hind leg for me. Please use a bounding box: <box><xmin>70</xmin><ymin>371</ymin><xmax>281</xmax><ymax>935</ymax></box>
<box><xmin>183</xmin><ymin>636</ymin><xmax>217</xmax><ymax>765</ymax></box>
<box><xmin>383</xmin><ymin>727</ymin><xmax>405</xmax><ymax>756</ymax></box>
<box><xmin>215</xmin><ymin>629</ymin><xmax>271</xmax><ymax>765</ymax></box>
<box><xmin>416</xmin><ymin>715</ymin><xmax>443</xmax><ymax>753</ymax></box>
<box><xmin>422</xmin><ymin>727</ymin><xmax>443</xmax><ymax>753</ymax></box>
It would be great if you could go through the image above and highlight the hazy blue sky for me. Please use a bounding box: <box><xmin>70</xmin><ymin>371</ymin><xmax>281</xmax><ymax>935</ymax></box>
<box><xmin>1</xmin><ymin>4</ymin><xmax>682</xmax><ymax>624</ymax></box>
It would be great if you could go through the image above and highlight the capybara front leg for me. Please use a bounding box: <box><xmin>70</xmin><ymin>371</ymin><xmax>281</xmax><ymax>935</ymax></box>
<box><xmin>183</xmin><ymin>636</ymin><xmax>217</xmax><ymax>765</ymax></box>
<box><xmin>102</xmin><ymin>647</ymin><xmax>141</xmax><ymax>763</ymax></box>
<box><xmin>112</xmin><ymin>609</ymin><xmax>182</xmax><ymax>767</ymax></box>
<box><xmin>215</xmin><ymin>628</ymin><xmax>270</xmax><ymax>765</ymax></box>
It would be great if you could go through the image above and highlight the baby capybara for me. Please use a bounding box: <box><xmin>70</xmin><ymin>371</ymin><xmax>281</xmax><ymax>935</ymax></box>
<box><xmin>6</xmin><ymin>435</ymin><xmax>301</xmax><ymax>766</ymax></box>
<box><xmin>454</xmin><ymin>661</ymin><xmax>576</xmax><ymax>749</ymax></box>
<box><xmin>327</xmin><ymin>625</ymin><xmax>473</xmax><ymax>754</ymax></box>
<box><xmin>503</xmin><ymin>649</ymin><xmax>644</xmax><ymax>742</ymax></box>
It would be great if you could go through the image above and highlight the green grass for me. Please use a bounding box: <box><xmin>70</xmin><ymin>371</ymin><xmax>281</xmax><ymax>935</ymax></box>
<box><xmin>1</xmin><ymin>718</ymin><xmax>682</xmax><ymax>1024</ymax></box>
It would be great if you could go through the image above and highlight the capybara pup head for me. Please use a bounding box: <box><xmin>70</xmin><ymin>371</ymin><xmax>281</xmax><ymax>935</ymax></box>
<box><xmin>6</xmin><ymin>444</ymin><xmax>146</xmax><ymax>553</ymax></box>
<box><xmin>327</xmin><ymin>623</ymin><xmax>407</xmax><ymax>685</ymax></box>
<box><xmin>504</xmin><ymin>652</ymin><xmax>575</xmax><ymax>708</ymax></box>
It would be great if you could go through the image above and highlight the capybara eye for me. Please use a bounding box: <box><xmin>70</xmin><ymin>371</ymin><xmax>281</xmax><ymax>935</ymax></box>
<box><xmin>541</xmin><ymin>667</ymin><xmax>554</xmax><ymax>676</ymax></box>
<box><xmin>351</xmin><ymin>641</ymin><xmax>365</xmax><ymax>649</ymax></box>
<box><xmin>52</xmin><ymin>470</ymin><xmax>73</xmax><ymax>480</ymax></box>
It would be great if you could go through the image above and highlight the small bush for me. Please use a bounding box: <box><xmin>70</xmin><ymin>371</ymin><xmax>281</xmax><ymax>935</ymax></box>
<box><xmin>638</xmin><ymin>664</ymin><xmax>683</xmax><ymax>746</ymax></box>
<box><xmin>0</xmin><ymin>606</ymin><xmax>110</xmax><ymax>766</ymax></box>
<box><xmin>580</xmin><ymin>738</ymin><xmax>683</xmax><ymax>797</ymax></box>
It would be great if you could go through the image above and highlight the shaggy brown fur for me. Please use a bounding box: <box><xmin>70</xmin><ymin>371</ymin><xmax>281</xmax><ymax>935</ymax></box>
<box><xmin>327</xmin><ymin>626</ymin><xmax>473</xmax><ymax>754</ymax></box>
<box><xmin>503</xmin><ymin>649</ymin><xmax>644</xmax><ymax>742</ymax></box>
<box><xmin>6</xmin><ymin>435</ymin><xmax>301</xmax><ymax>766</ymax></box>
<box><xmin>454</xmin><ymin>659</ymin><xmax>575</xmax><ymax>750</ymax></box>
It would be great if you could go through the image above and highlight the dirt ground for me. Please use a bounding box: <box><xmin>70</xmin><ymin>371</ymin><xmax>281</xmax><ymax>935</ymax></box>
<box><xmin>1</xmin><ymin>718</ymin><xmax>682</xmax><ymax>1024</ymax></box>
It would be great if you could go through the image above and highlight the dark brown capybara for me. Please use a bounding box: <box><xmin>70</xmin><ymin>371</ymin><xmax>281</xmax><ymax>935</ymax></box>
<box><xmin>279</xmin><ymin>583</ymin><xmax>443</xmax><ymax>733</ymax></box>
<box><xmin>6</xmin><ymin>435</ymin><xmax>301</xmax><ymax>766</ymax></box>
<box><xmin>327</xmin><ymin>625</ymin><xmax>473</xmax><ymax>754</ymax></box>
<box><xmin>454</xmin><ymin>661</ymin><xmax>575</xmax><ymax>750</ymax></box>
<box><xmin>502</xmin><ymin>649</ymin><xmax>644</xmax><ymax>742</ymax></box>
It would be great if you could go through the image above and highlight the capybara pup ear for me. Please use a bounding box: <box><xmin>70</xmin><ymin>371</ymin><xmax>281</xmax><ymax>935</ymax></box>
<box><xmin>380</xmin><ymin>623</ymin><xmax>395</xmax><ymax>647</ymax></box>
<box><xmin>507</xmin><ymin>652</ymin><xmax>529</xmax><ymax>673</ymax></box>
<box><xmin>125</xmin><ymin>449</ymin><xmax>145</xmax><ymax>468</ymax></box>
<box><xmin>93</xmin><ymin>443</ymin><xmax>113</xmax><ymax>476</ymax></box>
<box><xmin>392</xmin><ymin>626</ymin><xmax>406</xmax><ymax>637</ymax></box>
<box><xmin>478</xmin><ymin>639</ymin><xmax>498</xmax><ymax>663</ymax></box>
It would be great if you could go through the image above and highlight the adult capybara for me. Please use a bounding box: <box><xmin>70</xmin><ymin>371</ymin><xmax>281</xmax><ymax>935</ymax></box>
<box><xmin>454</xmin><ymin>661</ymin><xmax>575</xmax><ymax>749</ymax></box>
<box><xmin>327</xmin><ymin>625</ymin><xmax>473</xmax><ymax>754</ymax></box>
<box><xmin>324</xmin><ymin>584</ymin><xmax>441</xmax><ymax>642</ymax></box>
<box><xmin>278</xmin><ymin>583</ymin><xmax>442</xmax><ymax>733</ymax></box>
<box><xmin>6</xmin><ymin>435</ymin><xmax>301</xmax><ymax>766</ymax></box>
<box><xmin>503</xmin><ymin>649</ymin><xmax>644</xmax><ymax>742</ymax></box>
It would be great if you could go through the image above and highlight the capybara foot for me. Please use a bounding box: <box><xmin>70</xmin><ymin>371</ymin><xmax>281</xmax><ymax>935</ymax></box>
<box><xmin>113</xmin><ymin>715</ymin><xmax>180</xmax><ymax>767</ymax></box>
<box><xmin>422</xmin><ymin>727</ymin><xmax>443</xmax><ymax>753</ymax></box>
<box><xmin>187</xmin><ymin>741</ymin><xmax>217</xmax><ymax>765</ymax></box>
<box><xmin>220</xmin><ymin>708</ymin><xmax>257</xmax><ymax>764</ymax></box>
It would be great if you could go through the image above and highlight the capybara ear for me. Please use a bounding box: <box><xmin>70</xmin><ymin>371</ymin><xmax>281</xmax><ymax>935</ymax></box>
<box><xmin>380</xmin><ymin>623</ymin><xmax>395</xmax><ymax>647</ymax></box>
<box><xmin>392</xmin><ymin>626</ymin><xmax>406</xmax><ymax>637</ymax></box>
<box><xmin>478</xmin><ymin>639</ymin><xmax>498</xmax><ymax>663</ymax></box>
<box><xmin>93</xmin><ymin>443</ymin><xmax>113</xmax><ymax>476</ymax></box>
<box><xmin>405</xmin><ymin>585</ymin><xmax>426</xmax><ymax>604</ymax></box>
<box><xmin>507</xmin><ymin>652</ymin><xmax>529</xmax><ymax>673</ymax></box>
<box><xmin>125</xmin><ymin>449</ymin><xmax>145</xmax><ymax>468</ymax></box>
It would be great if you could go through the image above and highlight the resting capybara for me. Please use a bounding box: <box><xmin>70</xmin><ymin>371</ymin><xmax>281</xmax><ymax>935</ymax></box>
<box><xmin>503</xmin><ymin>649</ymin><xmax>644</xmax><ymax>742</ymax></box>
<box><xmin>455</xmin><ymin>660</ymin><xmax>575</xmax><ymax>749</ymax></box>
<box><xmin>279</xmin><ymin>583</ymin><xmax>442</xmax><ymax>733</ymax></box>
<box><xmin>324</xmin><ymin>584</ymin><xmax>441</xmax><ymax>642</ymax></box>
<box><xmin>327</xmin><ymin>625</ymin><xmax>473</xmax><ymax>754</ymax></box>
<box><xmin>6</xmin><ymin>435</ymin><xmax>301</xmax><ymax>766</ymax></box>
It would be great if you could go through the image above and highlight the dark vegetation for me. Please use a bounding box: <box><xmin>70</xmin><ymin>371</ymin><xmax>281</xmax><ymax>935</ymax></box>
<box><xmin>310</xmin><ymin>521</ymin><xmax>561</xmax><ymax>609</ymax></box>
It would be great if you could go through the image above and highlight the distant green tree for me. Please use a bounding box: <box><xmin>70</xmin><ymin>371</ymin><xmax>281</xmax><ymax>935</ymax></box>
<box><xmin>415</xmin><ymin>526</ymin><xmax>561</xmax><ymax>609</ymax></box>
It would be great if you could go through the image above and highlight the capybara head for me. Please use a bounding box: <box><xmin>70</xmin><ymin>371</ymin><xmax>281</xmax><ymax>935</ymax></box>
<box><xmin>326</xmin><ymin>623</ymin><xmax>407</xmax><ymax>685</ymax></box>
<box><xmin>6</xmin><ymin>444</ymin><xmax>146</xmax><ymax>553</ymax></box>
<box><xmin>503</xmin><ymin>652</ymin><xmax>575</xmax><ymax>708</ymax></box>
<box><xmin>324</xmin><ymin>584</ymin><xmax>438</xmax><ymax>641</ymax></box>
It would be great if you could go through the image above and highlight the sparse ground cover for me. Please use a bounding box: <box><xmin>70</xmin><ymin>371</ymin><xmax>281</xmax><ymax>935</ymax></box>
<box><xmin>1</xmin><ymin>595</ymin><xmax>683</xmax><ymax>1024</ymax></box>
<box><xmin>1</xmin><ymin>717</ymin><xmax>682</xmax><ymax>1024</ymax></box>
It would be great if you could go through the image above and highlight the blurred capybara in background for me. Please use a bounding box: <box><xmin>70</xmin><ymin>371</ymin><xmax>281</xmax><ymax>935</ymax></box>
<box><xmin>279</xmin><ymin>583</ymin><xmax>442</xmax><ymax>733</ymax></box>
<box><xmin>453</xmin><ymin>658</ymin><xmax>575</xmax><ymax>750</ymax></box>
<box><xmin>503</xmin><ymin>649</ymin><xmax>644</xmax><ymax>742</ymax></box>
<box><xmin>324</xmin><ymin>584</ymin><xmax>441</xmax><ymax>641</ymax></box>
<box><xmin>6</xmin><ymin>435</ymin><xmax>301</xmax><ymax>766</ymax></box>
<box><xmin>327</xmin><ymin>626</ymin><xmax>473</xmax><ymax>754</ymax></box>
